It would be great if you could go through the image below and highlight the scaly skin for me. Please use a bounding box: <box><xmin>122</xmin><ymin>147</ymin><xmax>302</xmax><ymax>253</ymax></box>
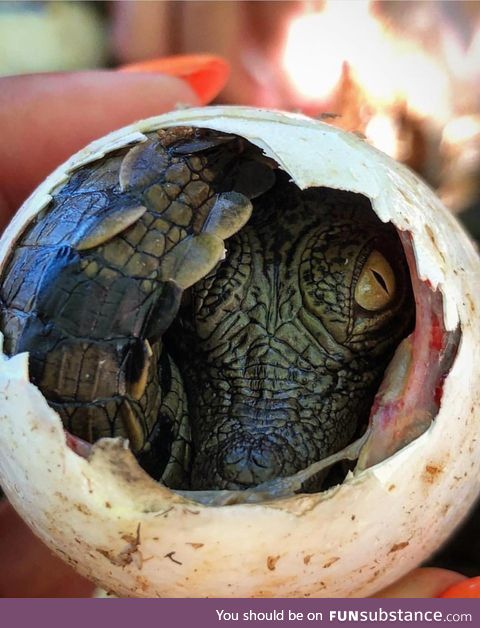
<box><xmin>0</xmin><ymin>128</ymin><xmax>270</xmax><ymax>487</ymax></box>
<box><xmin>169</xmin><ymin>177</ymin><xmax>414</xmax><ymax>490</ymax></box>
<box><xmin>0</xmin><ymin>130</ymin><xmax>414</xmax><ymax>491</ymax></box>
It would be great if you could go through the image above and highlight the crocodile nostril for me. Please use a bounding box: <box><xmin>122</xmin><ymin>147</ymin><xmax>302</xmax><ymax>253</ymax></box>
<box><xmin>219</xmin><ymin>438</ymin><xmax>285</xmax><ymax>487</ymax></box>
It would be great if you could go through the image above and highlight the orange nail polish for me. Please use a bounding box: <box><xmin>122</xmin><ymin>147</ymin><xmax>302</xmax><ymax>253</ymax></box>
<box><xmin>119</xmin><ymin>54</ymin><xmax>229</xmax><ymax>105</ymax></box>
<box><xmin>439</xmin><ymin>576</ymin><xmax>480</xmax><ymax>598</ymax></box>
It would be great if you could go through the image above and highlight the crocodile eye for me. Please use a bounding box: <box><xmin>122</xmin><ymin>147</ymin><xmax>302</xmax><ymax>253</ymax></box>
<box><xmin>354</xmin><ymin>250</ymin><xmax>396</xmax><ymax>311</ymax></box>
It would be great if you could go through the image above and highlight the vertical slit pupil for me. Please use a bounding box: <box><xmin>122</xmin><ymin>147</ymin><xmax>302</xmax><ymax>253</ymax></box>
<box><xmin>372</xmin><ymin>269</ymin><xmax>389</xmax><ymax>294</ymax></box>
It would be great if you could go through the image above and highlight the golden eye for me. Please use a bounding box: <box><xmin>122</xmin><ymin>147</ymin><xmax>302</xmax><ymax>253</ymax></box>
<box><xmin>354</xmin><ymin>250</ymin><xmax>396</xmax><ymax>311</ymax></box>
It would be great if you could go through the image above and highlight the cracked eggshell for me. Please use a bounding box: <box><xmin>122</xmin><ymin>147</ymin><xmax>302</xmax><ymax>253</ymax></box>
<box><xmin>1</xmin><ymin>106</ymin><xmax>480</xmax><ymax>598</ymax></box>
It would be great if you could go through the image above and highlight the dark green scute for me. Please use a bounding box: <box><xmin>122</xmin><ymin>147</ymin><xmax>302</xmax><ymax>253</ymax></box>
<box><xmin>0</xmin><ymin>127</ymin><xmax>274</xmax><ymax>485</ymax></box>
<box><xmin>167</xmin><ymin>179</ymin><xmax>414</xmax><ymax>491</ymax></box>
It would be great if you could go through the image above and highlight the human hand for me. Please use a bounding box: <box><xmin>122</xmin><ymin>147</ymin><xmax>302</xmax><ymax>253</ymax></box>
<box><xmin>0</xmin><ymin>56</ymin><xmax>228</xmax><ymax>232</ymax></box>
<box><xmin>374</xmin><ymin>567</ymin><xmax>469</xmax><ymax>598</ymax></box>
<box><xmin>0</xmin><ymin>58</ymin><xmax>227</xmax><ymax>596</ymax></box>
<box><xmin>0</xmin><ymin>63</ymin><xmax>475</xmax><ymax>599</ymax></box>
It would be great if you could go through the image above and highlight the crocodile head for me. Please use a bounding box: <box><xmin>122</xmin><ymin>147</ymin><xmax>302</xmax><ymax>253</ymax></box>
<box><xmin>161</xmin><ymin>173</ymin><xmax>414</xmax><ymax>491</ymax></box>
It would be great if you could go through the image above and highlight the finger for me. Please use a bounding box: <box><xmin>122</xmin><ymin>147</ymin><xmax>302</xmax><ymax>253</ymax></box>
<box><xmin>374</xmin><ymin>567</ymin><xmax>466</xmax><ymax>598</ymax></box>
<box><xmin>0</xmin><ymin>193</ymin><xmax>10</xmax><ymax>235</ymax></box>
<box><xmin>0</xmin><ymin>70</ymin><xmax>199</xmax><ymax>218</ymax></box>
<box><xmin>0</xmin><ymin>500</ymin><xmax>93</xmax><ymax>597</ymax></box>
<box><xmin>120</xmin><ymin>54</ymin><xmax>230</xmax><ymax>105</ymax></box>
<box><xmin>439</xmin><ymin>576</ymin><xmax>480</xmax><ymax>598</ymax></box>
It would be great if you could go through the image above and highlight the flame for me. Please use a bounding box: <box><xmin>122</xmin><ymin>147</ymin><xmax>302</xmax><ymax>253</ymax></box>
<box><xmin>282</xmin><ymin>0</ymin><xmax>452</xmax><ymax>123</ymax></box>
<box><xmin>364</xmin><ymin>114</ymin><xmax>400</xmax><ymax>159</ymax></box>
<box><xmin>442</xmin><ymin>115</ymin><xmax>480</xmax><ymax>147</ymax></box>
<box><xmin>282</xmin><ymin>1</ymin><xmax>373</xmax><ymax>101</ymax></box>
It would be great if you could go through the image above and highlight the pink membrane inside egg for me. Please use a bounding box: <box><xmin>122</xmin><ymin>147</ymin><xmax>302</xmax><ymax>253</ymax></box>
<box><xmin>358</xmin><ymin>232</ymin><xmax>460</xmax><ymax>469</ymax></box>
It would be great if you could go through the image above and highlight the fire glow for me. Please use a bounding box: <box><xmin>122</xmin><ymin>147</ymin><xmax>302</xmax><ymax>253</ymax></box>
<box><xmin>281</xmin><ymin>1</ymin><xmax>480</xmax><ymax>211</ymax></box>
<box><xmin>282</xmin><ymin>0</ymin><xmax>452</xmax><ymax>124</ymax></box>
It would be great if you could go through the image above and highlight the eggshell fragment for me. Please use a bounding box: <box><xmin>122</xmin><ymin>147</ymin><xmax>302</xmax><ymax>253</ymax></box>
<box><xmin>0</xmin><ymin>107</ymin><xmax>479</xmax><ymax>597</ymax></box>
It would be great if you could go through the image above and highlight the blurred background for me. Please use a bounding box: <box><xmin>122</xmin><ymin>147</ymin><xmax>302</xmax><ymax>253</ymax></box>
<box><xmin>0</xmin><ymin>0</ymin><xmax>479</xmax><ymax>597</ymax></box>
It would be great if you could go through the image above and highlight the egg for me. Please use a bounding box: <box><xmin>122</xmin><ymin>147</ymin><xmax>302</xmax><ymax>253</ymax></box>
<box><xmin>0</xmin><ymin>106</ymin><xmax>479</xmax><ymax>598</ymax></box>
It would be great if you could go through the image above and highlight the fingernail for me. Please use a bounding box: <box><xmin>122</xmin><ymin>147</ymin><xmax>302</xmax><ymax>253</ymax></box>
<box><xmin>439</xmin><ymin>576</ymin><xmax>480</xmax><ymax>598</ymax></box>
<box><xmin>118</xmin><ymin>54</ymin><xmax>229</xmax><ymax>105</ymax></box>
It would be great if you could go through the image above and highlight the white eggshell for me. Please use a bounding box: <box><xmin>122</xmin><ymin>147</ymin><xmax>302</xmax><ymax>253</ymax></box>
<box><xmin>0</xmin><ymin>107</ymin><xmax>479</xmax><ymax>598</ymax></box>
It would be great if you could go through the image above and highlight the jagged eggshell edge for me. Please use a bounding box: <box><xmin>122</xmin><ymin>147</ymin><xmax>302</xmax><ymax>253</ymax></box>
<box><xmin>0</xmin><ymin>106</ymin><xmax>479</xmax><ymax>598</ymax></box>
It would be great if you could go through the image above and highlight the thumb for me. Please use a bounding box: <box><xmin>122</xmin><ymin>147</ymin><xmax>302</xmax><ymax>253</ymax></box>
<box><xmin>373</xmin><ymin>568</ymin><xmax>466</xmax><ymax>598</ymax></box>
<box><xmin>0</xmin><ymin>70</ymin><xmax>198</xmax><ymax>220</ymax></box>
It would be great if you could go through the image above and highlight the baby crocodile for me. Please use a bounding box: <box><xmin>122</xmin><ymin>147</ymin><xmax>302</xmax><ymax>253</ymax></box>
<box><xmin>0</xmin><ymin>127</ymin><xmax>414</xmax><ymax>491</ymax></box>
